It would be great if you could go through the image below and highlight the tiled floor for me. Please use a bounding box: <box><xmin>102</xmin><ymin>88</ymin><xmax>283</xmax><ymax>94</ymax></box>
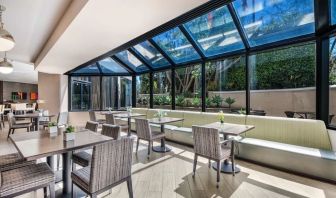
<box><xmin>1</xmin><ymin>123</ymin><xmax>336</xmax><ymax>198</ymax></box>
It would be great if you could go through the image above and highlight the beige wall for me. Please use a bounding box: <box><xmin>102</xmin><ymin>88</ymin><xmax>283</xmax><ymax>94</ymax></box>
<box><xmin>38</xmin><ymin>72</ymin><xmax>68</xmax><ymax>117</ymax></box>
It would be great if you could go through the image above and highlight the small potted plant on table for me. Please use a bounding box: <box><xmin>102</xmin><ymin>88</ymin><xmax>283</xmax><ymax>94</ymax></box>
<box><xmin>218</xmin><ymin>111</ymin><xmax>225</xmax><ymax>129</ymax></box>
<box><xmin>48</xmin><ymin>122</ymin><xmax>58</xmax><ymax>134</ymax></box>
<box><xmin>155</xmin><ymin>110</ymin><xmax>167</xmax><ymax>121</ymax></box>
<box><xmin>64</xmin><ymin>125</ymin><xmax>75</xmax><ymax>141</ymax></box>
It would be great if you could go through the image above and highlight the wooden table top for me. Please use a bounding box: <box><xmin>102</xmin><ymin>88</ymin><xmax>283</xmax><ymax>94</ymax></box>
<box><xmin>114</xmin><ymin>113</ymin><xmax>145</xmax><ymax>118</ymax></box>
<box><xmin>201</xmin><ymin>122</ymin><xmax>255</xmax><ymax>136</ymax></box>
<box><xmin>148</xmin><ymin>117</ymin><xmax>184</xmax><ymax>125</ymax></box>
<box><xmin>10</xmin><ymin>130</ymin><xmax>113</xmax><ymax>161</ymax></box>
<box><xmin>100</xmin><ymin>111</ymin><xmax>125</xmax><ymax>115</ymax></box>
<box><xmin>14</xmin><ymin>113</ymin><xmax>56</xmax><ymax>118</ymax></box>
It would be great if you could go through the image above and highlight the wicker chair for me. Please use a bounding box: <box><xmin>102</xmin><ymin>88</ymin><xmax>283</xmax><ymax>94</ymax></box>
<box><xmin>192</xmin><ymin>126</ymin><xmax>235</xmax><ymax>187</ymax></box>
<box><xmin>85</xmin><ymin>121</ymin><xmax>99</xmax><ymax>132</ymax></box>
<box><xmin>72</xmin><ymin>123</ymin><xmax>117</xmax><ymax>168</ymax></box>
<box><xmin>72</xmin><ymin>138</ymin><xmax>133</xmax><ymax>198</ymax></box>
<box><xmin>135</xmin><ymin>118</ymin><xmax>165</xmax><ymax>156</ymax></box>
<box><xmin>105</xmin><ymin>113</ymin><xmax>128</xmax><ymax>133</ymax></box>
<box><xmin>7</xmin><ymin>113</ymin><xmax>31</xmax><ymax>139</ymax></box>
<box><xmin>89</xmin><ymin>111</ymin><xmax>106</xmax><ymax>124</ymax></box>
<box><xmin>0</xmin><ymin>153</ymin><xmax>35</xmax><ymax>172</ymax></box>
<box><xmin>0</xmin><ymin>162</ymin><xmax>55</xmax><ymax>198</ymax></box>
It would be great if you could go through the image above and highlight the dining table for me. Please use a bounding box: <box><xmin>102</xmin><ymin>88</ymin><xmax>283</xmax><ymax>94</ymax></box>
<box><xmin>114</xmin><ymin>113</ymin><xmax>146</xmax><ymax>136</ymax></box>
<box><xmin>9</xmin><ymin>130</ymin><xmax>113</xmax><ymax>196</ymax></box>
<box><xmin>201</xmin><ymin>122</ymin><xmax>255</xmax><ymax>173</ymax></box>
<box><xmin>148</xmin><ymin>117</ymin><xmax>184</xmax><ymax>153</ymax></box>
<box><xmin>14</xmin><ymin>113</ymin><xmax>56</xmax><ymax>130</ymax></box>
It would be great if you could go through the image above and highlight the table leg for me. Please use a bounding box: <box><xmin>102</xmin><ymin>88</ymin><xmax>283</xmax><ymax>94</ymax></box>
<box><xmin>47</xmin><ymin>156</ymin><xmax>55</xmax><ymax>171</ymax></box>
<box><xmin>152</xmin><ymin>124</ymin><xmax>172</xmax><ymax>153</ymax></box>
<box><xmin>128</xmin><ymin>117</ymin><xmax>131</xmax><ymax>136</ymax></box>
<box><xmin>62</xmin><ymin>151</ymin><xmax>72</xmax><ymax>195</ymax></box>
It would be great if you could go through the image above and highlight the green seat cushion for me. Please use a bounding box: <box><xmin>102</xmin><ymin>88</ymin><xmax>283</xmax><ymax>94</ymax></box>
<box><xmin>245</xmin><ymin>115</ymin><xmax>332</xmax><ymax>150</ymax></box>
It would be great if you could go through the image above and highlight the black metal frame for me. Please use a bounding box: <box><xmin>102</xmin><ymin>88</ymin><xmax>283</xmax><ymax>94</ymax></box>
<box><xmin>67</xmin><ymin>0</ymin><xmax>336</xmax><ymax>129</ymax></box>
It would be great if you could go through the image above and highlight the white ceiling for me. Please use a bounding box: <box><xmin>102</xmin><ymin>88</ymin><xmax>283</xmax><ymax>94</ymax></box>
<box><xmin>35</xmin><ymin>0</ymin><xmax>209</xmax><ymax>74</ymax></box>
<box><xmin>0</xmin><ymin>60</ymin><xmax>37</xmax><ymax>84</ymax></box>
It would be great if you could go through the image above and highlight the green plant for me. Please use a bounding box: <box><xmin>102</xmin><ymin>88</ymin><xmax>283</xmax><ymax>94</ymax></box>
<box><xmin>238</xmin><ymin>108</ymin><xmax>246</xmax><ymax>115</ymax></box>
<box><xmin>153</xmin><ymin>95</ymin><xmax>161</xmax><ymax>105</ymax></box>
<box><xmin>65</xmin><ymin>125</ymin><xmax>75</xmax><ymax>133</ymax></box>
<box><xmin>192</xmin><ymin>97</ymin><xmax>201</xmax><ymax>107</ymax></box>
<box><xmin>205</xmin><ymin>97</ymin><xmax>212</xmax><ymax>107</ymax></box>
<box><xmin>224</xmin><ymin>97</ymin><xmax>236</xmax><ymax>109</ymax></box>
<box><xmin>211</xmin><ymin>95</ymin><xmax>223</xmax><ymax>107</ymax></box>
<box><xmin>176</xmin><ymin>95</ymin><xmax>185</xmax><ymax>107</ymax></box>
<box><xmin>218</xmin><ymin>111</ymin><xmax>225</xmax><ymax>123</ymax></box>
<box><xmin>48</xmin><ymin>122</ymin><xmax>57</xmax><ymax>127</ymax></box>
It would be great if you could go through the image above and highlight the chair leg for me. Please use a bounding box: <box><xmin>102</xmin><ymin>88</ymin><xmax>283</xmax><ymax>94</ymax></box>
<box><xmin>216</xmin><ymin>160</ymin><xmax>220</xmax><ymax>188</ymax></box>
<box><xmin>7</xmin><ymin>128</ymin><xmax>12</xmax><ymax>139</ymax></box>
<box><xmin>147</xmin><ymin>141</ymin><xmax>151</xmax><ymax>156</ymax></box>
<box><xmin>49</xmin><ymin>182</ymin><xmax>55</xmax><ymax>198</ymax></box>
<box><xmin>232</xmin><ymin>155</ymin><xmax>235</xmax><ymax>176</ymax></box>
<box><xmin>43</xmin><ymin>187</ymin><xmax>47</xmax><ymax>198</ymax></box>
<box><xmin>127</xmin><ymin>177</ymin><xmax>134</xmax><ymax>198</ymax></box>
<box><xmin>12</xmin><ymin>128</ymin><xmax>15</xmax><ymax>134</ymax></box>
<box><xmin>136</xmin><ymin>138</ymin><xmax>140</xmax><ymax>152</ymax></box>
<box><xmin>192</xmin><ymin>154</ymin><xmax>198</xmax><ymax>177</ymax></box>
<box><xmin>57</xmin><ymin>154</ymin><xmax>60</xmax><ymax>171</ymax></box>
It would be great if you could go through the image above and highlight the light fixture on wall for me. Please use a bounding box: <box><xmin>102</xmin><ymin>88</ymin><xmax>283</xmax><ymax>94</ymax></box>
<box><xmin>0</xmin><ymin>5</ymin><xmax>15</xmax><ymax>51</ymax></box>
<box><xmin>0</xmin><ymin>52</ymin><xmax>13</xmax><ymax>74</ymax></box>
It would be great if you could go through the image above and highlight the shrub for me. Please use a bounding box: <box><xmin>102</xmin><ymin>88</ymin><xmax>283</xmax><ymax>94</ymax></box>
<box><xmin>211</xmin><ymin>95</ymin><xmax>223</xmax><ymax>107</ymax></box>
<box><xmin>224</xmin><ymin>97</ymin><xmax>236</xmax><ymax>109</ymax></box>
<box><xmin>192</xmin><ymin>98</ymin><xmax>201</xmax><ymax>107</ymax></box>
<box><xmin>176</xmin><ymin>95</ymin><xmax>185</xmax><ymax>107</ymax></box>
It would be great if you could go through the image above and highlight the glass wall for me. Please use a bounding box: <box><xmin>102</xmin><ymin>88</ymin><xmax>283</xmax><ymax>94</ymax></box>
<box><xmin>71</xmin><ymin>76</ymin><xmax>100</xmax><ymax>111</ymax></box>
<box><xmin>332</xmin><ymin>0</ymin><xmax>336</xmax><ymax>25</ymax></box>
<box><xmin>136</xmin><ymin>74</ymin><xmax>150</xmax><ymax>108</ymax></box>
<box><xmin>249</xmin><ymin>43</ymin><xmax>316</xmax><ymax>118</ymax></box>
<box><xmin>206</xmin><ymin>56</ymin><xmax>246</xmax><ymax>113</ymax></box>
<box><xmin>175</xmin><ymin>65</ymin><xmax>201</xmax><ymax>111</ymax></box>
<box><xmin>153</xmin><ymin>70</ymin><xmax>172</xmax><ymax>109</ymax></box>
<box><xmin>330</xmin><ymin>36</ymin><xmax>336</xmax><ymax>125</ymax></box>
<box><xmin>119</xmin><ymin>77</ymin><xmax>132</xmax><ymax>108</ymax></box>
<box><xmin>102</xmin><ymin>77</ymin><xmax>118</xmax><ymax>110</ymax></box>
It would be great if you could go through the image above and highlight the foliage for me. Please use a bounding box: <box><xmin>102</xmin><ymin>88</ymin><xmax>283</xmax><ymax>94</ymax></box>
<box><xmin>211</xmin><ymin>95</ymin><xmax>223</xmax><ymax>107</ymax></box>
<box><xmin>153</xmin><ymin>95</ymin><xmax>171</xmax><ymax>105</ymax></box>
<box><xmin>218</xmin><ymin>111</ymin><xmax>225</xmax><ymax>123</ymax></box>
<box><xmin>192</xmin><ymin>98</ymin><xmax>201</xmax><ymax>107</ymax></box>
<box><xmin>176</xmin><ymin>95</ymin><xmax>185</xmax><ymax>107</ymax></box>
<box><xmin>48</xmin><ymin>122</ymin><xmax>57</xmax><ymax>127</ymax></box>
<box><xmin>205</xmin><ymin>97</ymin><xmax>212</xmax><ymax>107</ymax></box>
<box><xmin>224</xmin><ymin>97</ymin><xmax>236</xmax><ymax>108</ymax></box>
<box><xmin>66</xmin><ymin>125</ymin><xmax>75</xmax><ymax>133</ymax></box>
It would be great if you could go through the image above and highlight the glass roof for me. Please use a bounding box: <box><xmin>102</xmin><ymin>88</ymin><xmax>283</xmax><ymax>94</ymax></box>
<box><xmin>73</xmin><ymin>64</ymin><xmax>100</xmax><ymax>74</ymax></box>
<box><xmin>115</xmin><ymin>50</ymin><xmax>149</xmax><ymax>72</ymax></box>
<box><xmin>133</xmin><ymin>41</ymin><xmax>170</xmax><ymax>68</ymax></box>
<box><xmin>153</xmin><ymin>27</ymin><xmax>201</xmax><ymax>64</ymax></box>
<box><xmin>184</xmin><ymin>5</ymin><xmax>244</xmax><ymax>57</ymax></box>
<box><xmin>332</xmin><ymin>0</ymin><xmax>336</xmax><ymax>25</ymax></box>
<box><xmin>233</xmin><ymin>0</ymin><xmax>315</xmax><ymax>46</ymax></box>
<box><xmin>98</xmin><ymin>57</ymin><xmax>129</xmax><ymax>74</ymax></box>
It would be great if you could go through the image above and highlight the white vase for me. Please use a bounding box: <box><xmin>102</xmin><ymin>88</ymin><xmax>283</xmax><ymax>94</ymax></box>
<box><xmin>48</xmin><ymin>126</ymin><xmax>57</xmax><ymax>134</ymax></box>
<box><xmin>64</xmin><ymin>132</ymin><xmax>75</xmax><ymax>141</ymax></box>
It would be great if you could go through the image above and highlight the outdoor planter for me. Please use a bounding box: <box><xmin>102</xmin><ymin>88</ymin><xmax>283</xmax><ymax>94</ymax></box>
<box><xmin>48</xmin><ymin>126</ymin><xmax>57</xmax><ymax>134</ymax></box>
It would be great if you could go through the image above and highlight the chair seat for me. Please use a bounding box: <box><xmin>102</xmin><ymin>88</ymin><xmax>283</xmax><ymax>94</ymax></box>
<box><xmin>72</xmin><ymin>151</ymin><xmax>92</xmax><ymax>167</ymax></box>
<box><xmin>0</xmin><ymin>163</ymin><xmax>54</xmax><ymax>197</ymax></box>
<box><xmin>12</xmin><ymin>123</ymin><xmax>31</xmax><ymax>129</ymax></box>
<box><xmin>97</xmin><ymin>119</ymin><xmax>106</xmax><ymax>124</ymax></box>
<box><xmin>71</xmin><ymin>167</ymin><xmax>90</xmax><ymax>192</ymax></box>
<box><xmin>151</xmin><ymin>131</ymin><xmax>165</xmax><ymax>140</ymax></box>
<box><xmin>0</xmin><ymin>153</ymin><xmax>35</xmax><ymax>172</ymax></box>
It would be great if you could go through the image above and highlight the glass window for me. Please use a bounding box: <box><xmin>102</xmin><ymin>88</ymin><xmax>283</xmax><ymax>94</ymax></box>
<box><xmin>71</xmin><ymin>76</ymin><xmax>100</xmax><ymax>111</ymax></box>
<box><xmin>184</xmin><ymin>6</ymin><xmax>244</xmax><ymax>57</ymax></box>
<box><xmin>153</xmin><ymin>27</ymin><xmax>201</xmax><ymax>64</ymax></box>
<box><xmin>136</xmin><ymin>74</ymin><xmax>150</xmax><ymax>107</ymax></box>
<box><xmin>115</xmin><ymin>50</ymin><xmax>149</xmax><ymax>72</ymax></box>
<box><xmin>133</xmin><ymin>41</ymin><xmax>170</xmax><ymax>68</ymax></box>
<box><xmin>332</xmin><ymin>0</ymin><xmax>336</xmax><ymax>25</ymax></box>
<box><xmin>153</xmin><ymin>70</ymin><xmax>172</xmax><ymax>109</ymax></box>
<box><xmin>249</xmin><ymin>43</ymin><xmax>316</xmax><ymax>118</ymax></box>
<box><xmin>120</xmin><ymin>77</ymin><xmax>132</xmax><ymax>108</ymax></box>
<box><xmin>175</xmin><ymin>65</ymin><xmax>202</xmax><ymax>111</ymax></box>
<box><xmin>98</xmin><ymin>58</ymin><xmax>129</xmax><ymax>74</ymax></box>
<box><xmin>233</xmin><ymin>0</ymin><xmax>315</xmax><ymax>46</ymax></box>
<box><xmin>73</xmin><ymin>64</ymin><xmax>100</xmax><ymax>74</ymax></box>
<box><xmin>330</xmin><ymin>36</ymin><xmax>336</xmax><ymax>125</ymax></box>
<box><xmin>206</xmin><ymin>56</ymin><xmax>246</xmax><ymax>113</ymax></box>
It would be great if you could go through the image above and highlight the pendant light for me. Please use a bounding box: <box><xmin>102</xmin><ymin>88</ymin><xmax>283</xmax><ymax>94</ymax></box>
<box><xmin>0</xmin><ymin>52</ymin><xmax>13</xmax><ymax>74</ymax></box>
<box><xmin>0</xmin><ymin>5</ymin><xmax>15</xmax><ymax>51</ymax></box>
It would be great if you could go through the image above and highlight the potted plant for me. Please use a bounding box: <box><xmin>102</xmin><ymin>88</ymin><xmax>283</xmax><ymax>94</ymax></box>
<box><xmin>48</xmin><ymin>122</ymin><xmax>58</xmax><ymax>134</ymax></box>
<box><xmin>64</xmin><ymin>125</ymin><xmax>75</xmax><ymax>141</ymax></box>
<box><xmin>218</xmin><ymin>110</ymin><xmax>225</xmax><ymax>124</ymax></box>
<box><xmin>126</xmin><ymin>106</ymin><xmax>132</xmax><ymax>114</ymax></box>
<box><xmin>154</xmin><ymin>110</ymin><xmax>167</xmax><ymax>121</ymax></box>
<box><xmin>224</xmin><ymin>97</ymin><xmax>236</xmax><ymax>110</ymax></box>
